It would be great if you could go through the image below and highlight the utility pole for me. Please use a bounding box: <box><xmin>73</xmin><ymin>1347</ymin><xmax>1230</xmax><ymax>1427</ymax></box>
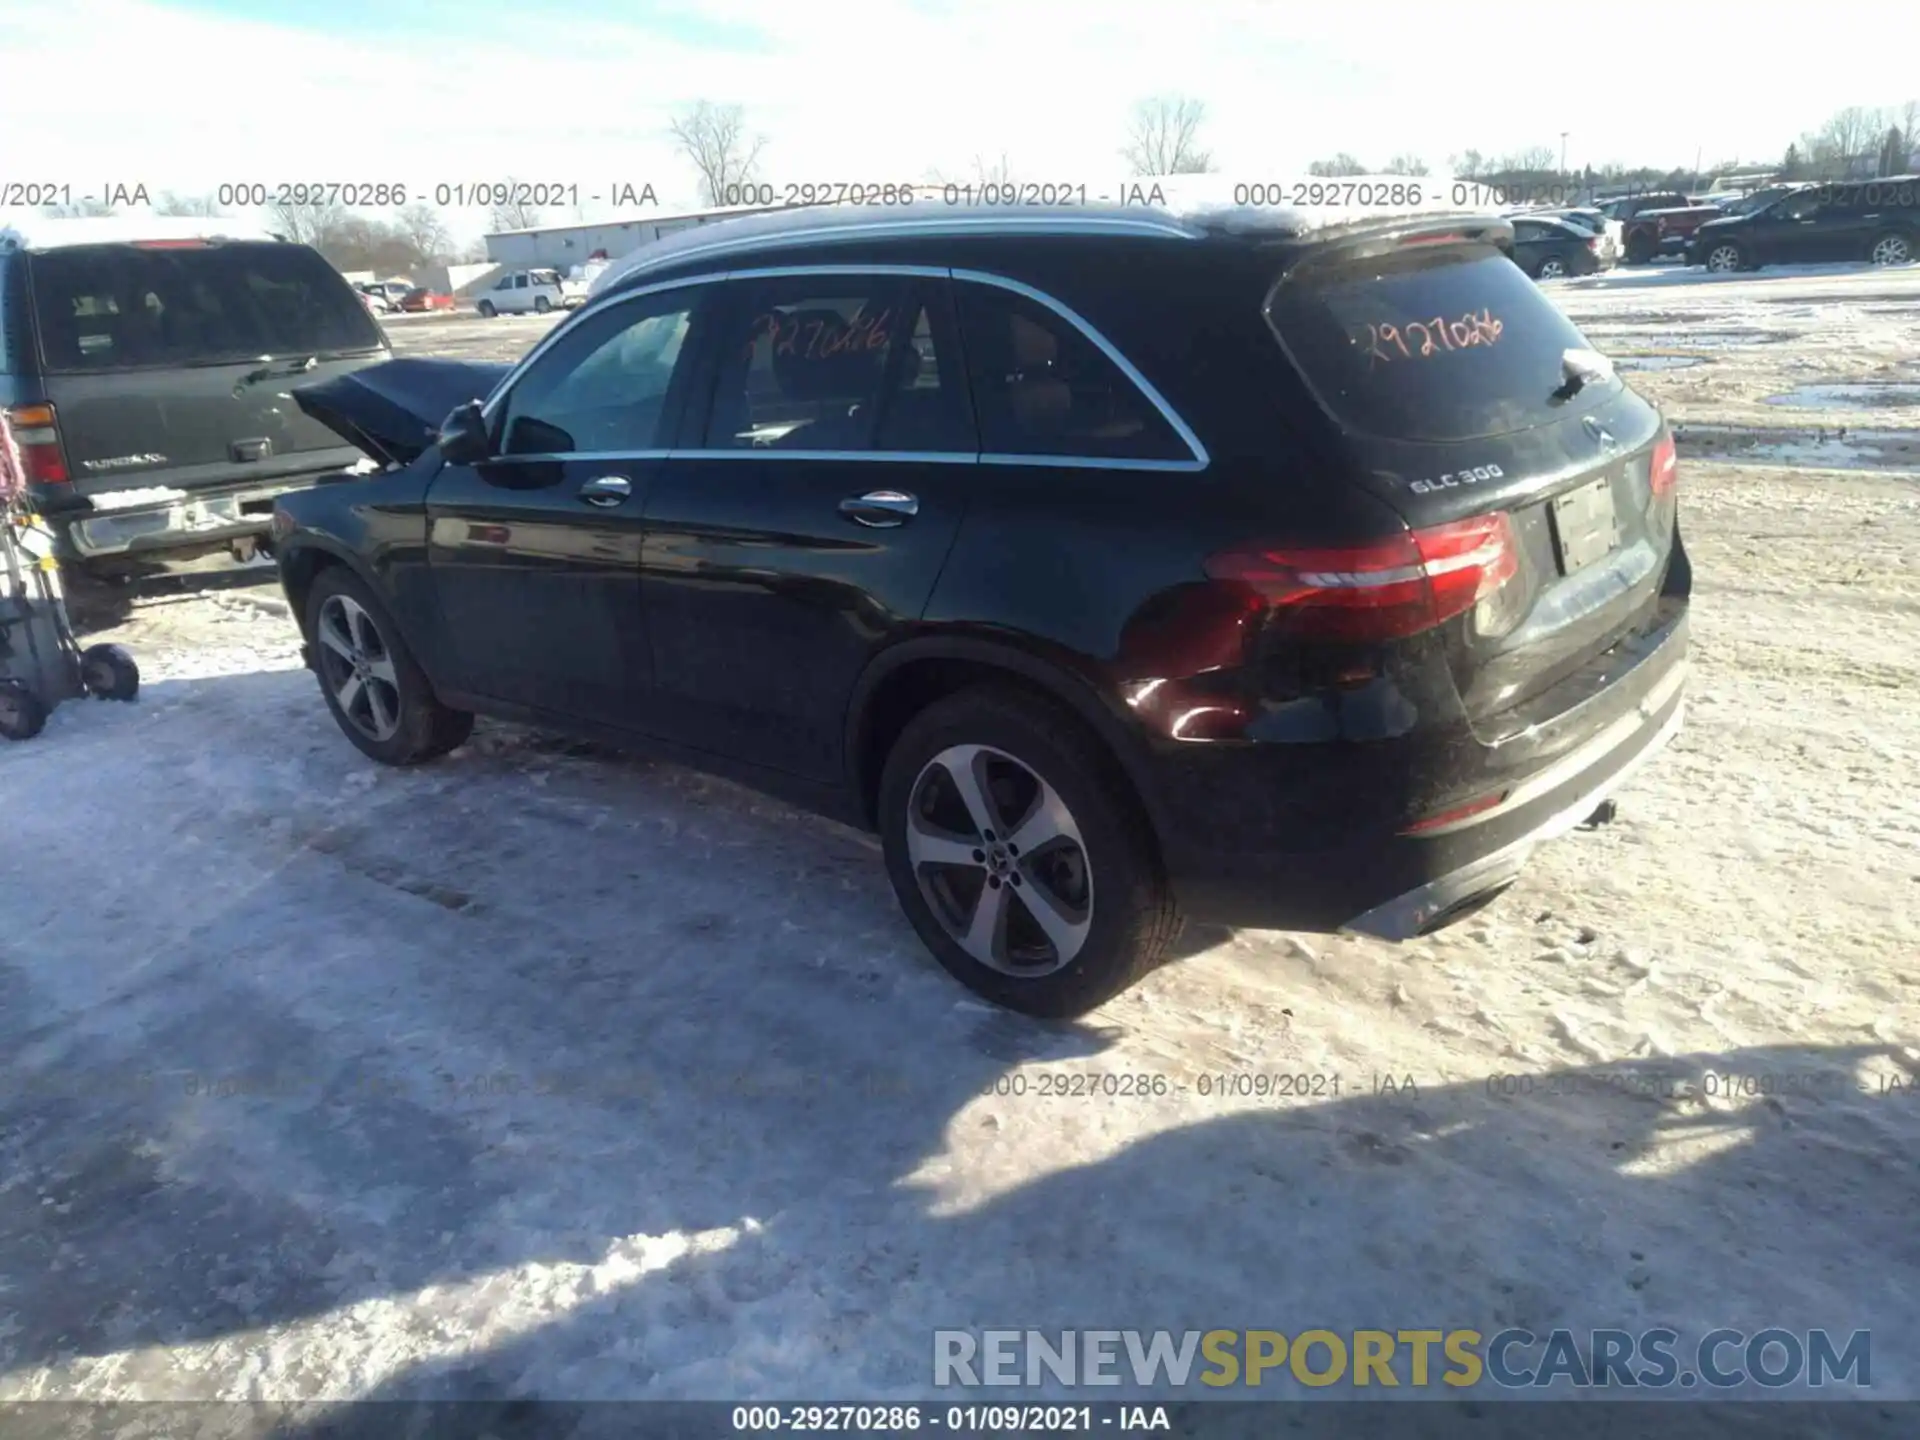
<box><xmin>1560</xmin><ymin>132</ymin><xmax>1569</xmax><ymax>175</ymax></box>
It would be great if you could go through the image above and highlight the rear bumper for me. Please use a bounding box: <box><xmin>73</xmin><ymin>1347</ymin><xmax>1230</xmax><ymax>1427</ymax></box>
<box><xmin>1153</xmin><ymin>605</ymin><xmax>1689</xmax><ymax>934</ymax></box>
<box><xmin>47</xmin><ymin>478</ymin><xmax>327</xmax><ymax>559</ymax></box>
<box><xmin>1340</xmin><ymin>678</ymin><xmax>1684</xmax><ymax>940</ymax></box>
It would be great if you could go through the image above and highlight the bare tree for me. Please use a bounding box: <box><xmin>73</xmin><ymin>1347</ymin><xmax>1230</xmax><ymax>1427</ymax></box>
<box><xmin>926</xmin><ymin>153</ymin><xmax>1022</xmax><ymax>191</ymax></box>
<box><xmin>1801</xmin><ymin>105</ymin><xmax>1886</xmax><ymax>178</ymax></box>
<box><xmin>1120</xmin><ymin>96</ymin><xmax>1215</xmax><ymax>176</ymax></box>
<box><xmin>1448</xmin><ymin>149</ymin><xmax>1486</xmax><ymax>178</ymax></box>
<box><xmin>486</xmin><ymin>180</ymin><xmax>541</xmax><ymax>234</ymax></box>
<box><xmin>395</xmin><ymin>202</ymin><xmax>452</xmax><ymax>260</ymax></box>
<box><xmin>264</xmin><ymin>197</ymin><xmax>349</xmax><ymax>247</ymax></box>
<box><xmin>154</xmin><ymin>192</ymin><xmax>222</xmax><ymax>216</ymax></box>
<box><xmin>1499</xmin><ymin>145</ymin><xmax>1558</xmax><ymax>174</ymax></box>
<box><xmin>1382</xmin><ymin>153</ymin><xmax>1429</xmax><ymax>176</ymax></box>
<box><xmin>668</xmin><ymin>101</ymin><xmax>768</xmax><ymax>207</ymax></box>
<box><xmin>1898</xmin><ymin>99</ymin><xmax>1920</xmax><ymax>164</ymax></box>
<box><xmin>1306</xmin><ymin>154</ymin><xmax>1367</xmax><ymax>176</ymax></box>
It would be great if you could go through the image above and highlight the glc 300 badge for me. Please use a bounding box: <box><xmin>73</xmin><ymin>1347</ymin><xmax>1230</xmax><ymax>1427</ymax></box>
<box><xmin>1410</xmin><ymin>464</ymin><xmax>1504</xmax><ymax>495</ymax></box>
<box><xmin>81</xmin><ymin>453</ymin><xmax>168</xmax><ymax>471</ymax></box>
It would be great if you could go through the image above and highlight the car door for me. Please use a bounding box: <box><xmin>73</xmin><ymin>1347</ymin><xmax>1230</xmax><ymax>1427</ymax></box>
<box><xmin>640</xmin><ymin>268</ymin><xmax>979</xmax><ymax>780</ymax></box>
<box><xmin>1811</xmin><ymin>186</ymin><xmax>1879</xmax><ymax>261</ymax></box>
<box><xmin>1762</xmin><ymin>189</ymin><xmax>1836</xmax><ymax>262</ymax></box>
<box><xmin>425</xmin><ymin>281</ymin><xmax>715</xmax><ymax>727</ymax></box>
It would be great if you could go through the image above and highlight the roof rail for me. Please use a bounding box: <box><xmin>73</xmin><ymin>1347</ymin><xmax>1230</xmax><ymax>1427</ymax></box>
<box><xmin>592</xmin><ymin>206</ymin><xmax>1202</xmax><ymax>295</ymax></box>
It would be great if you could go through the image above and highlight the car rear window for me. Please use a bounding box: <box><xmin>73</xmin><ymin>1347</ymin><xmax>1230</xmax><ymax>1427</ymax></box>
<box><xmin>1265</xmin><ymin>243</ymin><xmax>1619</xmax><ymax>444</ymax></box>
<box><xmin>29</xmin><ymin>242</ymin><xmax>383</xmax><ymax>373</ymax></box>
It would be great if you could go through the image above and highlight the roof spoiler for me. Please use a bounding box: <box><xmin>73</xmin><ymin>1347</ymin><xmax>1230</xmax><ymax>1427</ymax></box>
<box><xmin>1252</xmin><ymin>211</ymin><xmax>1516</xmax><ymax>267</ymax></box>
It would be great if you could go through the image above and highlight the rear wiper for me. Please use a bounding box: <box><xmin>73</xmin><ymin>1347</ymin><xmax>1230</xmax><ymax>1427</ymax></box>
<box><xmin>238</xmin><ymin>355</ymin><xmax>319</xmax><ymax>386</ymax></box>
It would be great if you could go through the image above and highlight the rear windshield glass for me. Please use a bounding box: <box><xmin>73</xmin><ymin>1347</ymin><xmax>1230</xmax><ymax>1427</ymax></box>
<box><xmin>29</xmin><ymin>243</ymin><xmax>383</xmax><ymax>373</ymax></box>
<box><xmin>1265</xmin><ymin>244</ymin><xmax>1618</xmax><ymax>443</ymax></box>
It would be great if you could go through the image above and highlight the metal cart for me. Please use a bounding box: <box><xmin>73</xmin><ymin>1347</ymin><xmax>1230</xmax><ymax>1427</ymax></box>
<box><xmin>0</xmin><ymin>467</ymin><xmax>140</xmax><ymax>741</ymax></box>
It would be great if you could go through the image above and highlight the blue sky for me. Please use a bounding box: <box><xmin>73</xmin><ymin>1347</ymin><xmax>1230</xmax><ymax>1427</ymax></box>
<box><xmin>3</xmin><ymin>0</ymin><xmax>1915</xmax><ymax>243</ymax></box>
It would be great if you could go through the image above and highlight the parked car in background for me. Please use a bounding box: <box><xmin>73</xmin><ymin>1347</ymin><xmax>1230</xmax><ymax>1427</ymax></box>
<box><xmin>272</xmin><ymin>202</ymin><xmax>1689</xmax><ymax>1017</ymax></box>
<box><xmin>474</xmin><ymin>267</ymin><xmax>588</xmax><ymax>317</ymax></box>
<box><xmin>1622</xmin><ymin>203</ymin><xmax>1725</xmax><ymax>265</ymax></box>
<box><xmin>398</xmin><ymin>286</ymin><xmax>456</xmax><ymax>313</ymax></box>
<box><xmin>0</xmin><ymin>227</ymin><xmax>389</xmax><ymax>576</ymax></box>
<box><xmin>1531</xmin><ymin>209</ymin><xmax>1624</xmax><ymax>263</ymax></box>
<box><xmin>356</xmin><ymin>287</ymin><xmax>389</xmax><ymax>315</ymax></box>
<box><xmin>1509</xmin><ymin>215</ymin><xmax>1614</xmax><ymax>279</ymax></box>
<box><xmin>1686</xmin><ymin>177</ymin><xmax>1919</xmax><ymax>272</ymax></box>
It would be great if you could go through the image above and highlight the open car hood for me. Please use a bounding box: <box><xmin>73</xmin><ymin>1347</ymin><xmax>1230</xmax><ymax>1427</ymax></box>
<box><xmin>291</xmin><ymin>359</ymin><xmax>511</xmax><ymax>468</ymax></box>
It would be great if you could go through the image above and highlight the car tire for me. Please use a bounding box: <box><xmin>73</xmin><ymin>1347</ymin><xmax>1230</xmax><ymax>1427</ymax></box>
<box><xmin>79</xmin><ymin>643</ymin><xmax>140</xmax><ymax>701</ymax></box>
<box><xmin>305</xmin><ymin>566</ymin><xmax>473</xmax><ymax>766</ymax></box>
<box><xmin>0</xmin><ymin>679</ymin><xmax>48</xmax><ymax>741</ymax></box>
<box><xmin>1868</xmin><ymin>231</ymin><xmax>1912</xmax><ymax>267</ymax></box>
<box><xmin>1704</xmin><ymin>242</ymin><xmax>1746</xmax><ymax>273</ymax></box>
<box><xmin>1624</xmin><ymin>232</ymin><xmax>1656</xmax><ymax>265</ymax></box>
<box><xmin>477</xmin><ymin>300</ymin><xmax>496</xmax><ymax>318</ymax></box>
<box><xmin>878</xmin><ymin>684</ymin><xmax>1182</xmax><ymax>1018</ymax></box>
<box><xmin>1536</xmin><ymin>256</ymin><xmax>1566</xmax><ymax>280</ymax></box>
<box><xmin>534</xmin><ymin>296</ymin><xmax>552</xmax><ymax>314</ymax></box>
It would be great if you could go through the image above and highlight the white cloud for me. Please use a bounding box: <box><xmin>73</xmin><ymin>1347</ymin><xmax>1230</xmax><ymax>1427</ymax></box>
<box><xmin>2</xmin><ymin>0</ymin><xmax>1915</xmax><ymax>242</ymax></box>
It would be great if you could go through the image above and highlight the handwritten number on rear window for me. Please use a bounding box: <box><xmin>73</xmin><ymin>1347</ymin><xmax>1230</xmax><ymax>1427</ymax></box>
<box><xmin>1356</xmin><ymin>309</ymin><xmax>1504</xmax><ymax>366</ymax></box>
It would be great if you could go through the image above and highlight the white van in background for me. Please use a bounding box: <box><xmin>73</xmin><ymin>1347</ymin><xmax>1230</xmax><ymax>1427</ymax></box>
<box><xmin>474</xmin><ymin>267</ymin><xmax>588</xmax><ymax>317</ymax></box>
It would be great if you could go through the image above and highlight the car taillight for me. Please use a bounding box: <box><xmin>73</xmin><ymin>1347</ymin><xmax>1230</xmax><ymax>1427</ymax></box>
<box><xmin>1650</xmin><ymin>430</ymin><xmax>1678</xmax><ymax>498</ymax></box>
<box><xmin>3</xmin><ymin>404</ymin><xmax>69</xmax><ymax>485</ymax></box>
<box><xmin>1204</xmin><ymin>513</ymin><xmax>1520</xmax><ymax>643</ymax></box>
<box><xmin>1587</xmin><ymin>235</ymin><xmax>1602</xmax><ymax>254</ymax></box>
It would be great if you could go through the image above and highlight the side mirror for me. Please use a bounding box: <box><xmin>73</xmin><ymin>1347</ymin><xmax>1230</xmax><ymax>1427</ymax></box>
<box><xmin>438</xmin><ymin>401</ymin><xmax>491</xmax><ymax>465</ymax></box>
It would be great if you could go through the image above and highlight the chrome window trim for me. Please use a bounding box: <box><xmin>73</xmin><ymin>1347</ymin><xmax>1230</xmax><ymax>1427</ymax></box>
<box><xmin>978</xmin><ymin>453</ymin><xmax>1206</xmax><ymax>474</ymax></box>
<box><xmin>673</xmin><ymin>449</ymin><xmax>980</xmax><ymax>465</ymax></box>
<box><xmin>950</xmin><ymin>268</ymin><xmax>1211</xmax><ymax>470</ymax></box>
<box><xmin>476</xmin><ymin>262</ymin><xmax>1211</xmax><ymax>473</ymax></box>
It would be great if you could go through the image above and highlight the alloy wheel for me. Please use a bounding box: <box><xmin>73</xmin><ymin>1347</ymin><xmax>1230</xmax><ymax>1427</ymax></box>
<box><xmin>1539</xmin><ymin>258</ymin><xmax>1565</xmax><ymax>279</ymax></box>
<box><xmin>1706</xmin><ymin>245</ymin><xmax>1741</xmax><ymax>273</ymax></box>
<box><xmin>316</xmin><ymin>593</ymin><xmax>401</xmax><ymax>742</ymax></box>
<box><xmin>904</xmin><ymin>743</ymin><xmax>1093</xmax><ymax>977</ymax></box>
<box><xmin>1870</xmin><ymin>236</ymin><xmax>1910</xmax><ymax>266</ymax></box>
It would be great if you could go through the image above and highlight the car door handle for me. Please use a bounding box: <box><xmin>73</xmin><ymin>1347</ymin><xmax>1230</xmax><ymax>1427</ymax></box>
<box><xmin>578</xmin><ymin>475</ymin><xmax>631</xmax><ymax>507</ymax></box>
<box><xmin>838</xmin><ymin>490</ymin><xmax>919</xmax><ymax>527</ymax></box>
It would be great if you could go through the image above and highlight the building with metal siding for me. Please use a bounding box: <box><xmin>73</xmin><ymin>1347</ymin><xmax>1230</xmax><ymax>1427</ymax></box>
<box><xmin>481</xmin><ymin>205</ymin><xmax>787</xmax><ymax>271</ymax></box>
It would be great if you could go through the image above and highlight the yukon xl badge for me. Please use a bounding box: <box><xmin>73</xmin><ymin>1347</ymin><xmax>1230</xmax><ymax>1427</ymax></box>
<box><xmin>81</xmin><ymin>453</ymin><xmax>168</xmax><ymax>472</ymax></box>
<box><xmin>1410</xmin><ymin>464</ymin><xmax>1503</xmax><ymax>495</ymax></box>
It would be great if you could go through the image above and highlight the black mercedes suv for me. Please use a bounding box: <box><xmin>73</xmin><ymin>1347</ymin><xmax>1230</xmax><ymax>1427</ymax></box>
<box><xmin>272</xmin><ymin>202</ymin><xmax>1691</xmax><ymax>1017</ymax></box>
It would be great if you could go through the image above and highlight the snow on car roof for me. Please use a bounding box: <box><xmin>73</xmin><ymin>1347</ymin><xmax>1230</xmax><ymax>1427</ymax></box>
<box><xmin>0</xmin><ymin>211</ymin><xmax>280</xmax><ymax>253</ymax></box>
<box><xmin>589</xmin><ymin>178</ymin><xmax>1480</xmax><ymax>298</ymax></box>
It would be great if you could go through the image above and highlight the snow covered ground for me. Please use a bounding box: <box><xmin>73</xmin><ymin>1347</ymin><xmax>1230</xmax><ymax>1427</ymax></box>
<box><xmin>1</xmin><ymin>263</ymin><xmax>1915</xmax><ymax>1410</ymax></box>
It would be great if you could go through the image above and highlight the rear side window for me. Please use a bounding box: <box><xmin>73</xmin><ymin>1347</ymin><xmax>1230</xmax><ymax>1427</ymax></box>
<box><xmin>28</xmin><ymin>243</ymin><xmax>381</xmax><ymax>373</ymax></box>
<box><xmin>1266</xmin><ymin>244</ymin><xmax>1618</xmax><ymax>444</ymax></box>
<box><xmin>954</xmin><ymin>283</ymin><xmax>1190</xmax><ymax>463</ymax></box>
